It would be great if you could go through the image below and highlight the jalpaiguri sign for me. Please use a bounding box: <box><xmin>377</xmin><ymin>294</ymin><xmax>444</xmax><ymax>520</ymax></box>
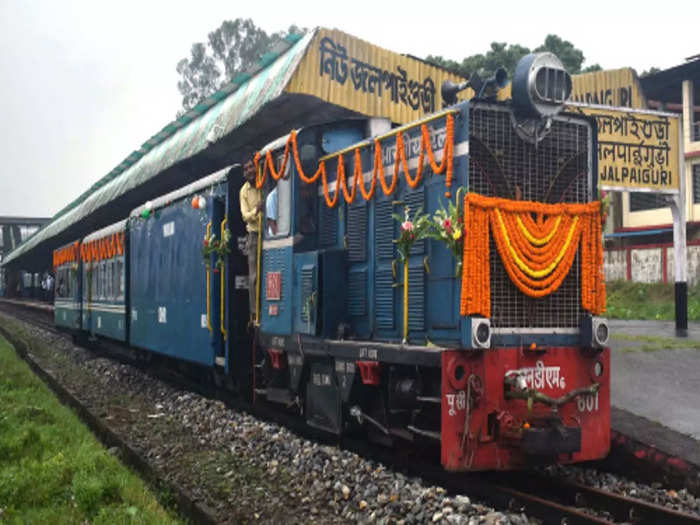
<box><xmin>566</xmin><ymin>104</ymin><xmax>680</xmax><ymax>193</ymax></box>
<box><xmin>285</xmin><ymin>28</ymin><xmax>470</xmax><ymax>125</ymax></box>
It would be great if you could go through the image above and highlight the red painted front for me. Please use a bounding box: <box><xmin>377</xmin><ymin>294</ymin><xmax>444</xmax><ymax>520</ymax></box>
<box><xmin>441</xmin><ymin>347</ymin><xmax>610</xmax><ymax>471</ymax></box>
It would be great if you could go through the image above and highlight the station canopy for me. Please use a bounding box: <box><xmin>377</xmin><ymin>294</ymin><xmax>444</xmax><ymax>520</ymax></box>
<box><xmin>3</xmin><ymin>28</ymin><xmax>466</xmax><ymax>269</ymax></box>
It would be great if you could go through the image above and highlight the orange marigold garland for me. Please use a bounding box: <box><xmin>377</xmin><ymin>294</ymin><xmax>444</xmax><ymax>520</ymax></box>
<box><xmin>460</xmin><ymin>193</ymin><xmax>605</xmax><ymax>318</ymax></box>
<box><xmin>252</xmin><ymin>113</ymin><xmax>456</xmax><ymax>203</ymax></box>
<box><xmin>78</xmin><ymin>232</ymin><xmax>125</xmax><ymax>264</ymax></box>
<box><xmin>357</xmin><ymin>146</ymin><xmax>377</xmax><ymax>200</ymax></box>
<box><xmin>53</xmin><ymin>241</ymin><xmax>80</xmax><ymax>269</ymax></box>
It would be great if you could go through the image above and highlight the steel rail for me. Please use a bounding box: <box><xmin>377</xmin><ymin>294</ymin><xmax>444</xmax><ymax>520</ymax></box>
<box><xmin>503</xmin><ymin>471</ymin><xmax>700</xmax><ymax>525</ymax></box>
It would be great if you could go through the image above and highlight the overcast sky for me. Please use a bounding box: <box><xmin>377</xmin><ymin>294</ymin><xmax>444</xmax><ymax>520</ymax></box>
<box><xmin>1</xmin><ymin>0</ymin><xmax>697</xmax><ymax>218</ymax></box>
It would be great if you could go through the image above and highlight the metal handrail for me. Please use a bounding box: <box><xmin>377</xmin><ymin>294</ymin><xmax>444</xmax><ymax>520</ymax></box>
<box><xmin>220</xmin><ymin>216</ymin><xmax>227</xmax><ymax>341</ymax></box>
<box><xmin>205</xmin><ymin>221</ymin><xmax>212</xmax><ymax>334</ymax></box>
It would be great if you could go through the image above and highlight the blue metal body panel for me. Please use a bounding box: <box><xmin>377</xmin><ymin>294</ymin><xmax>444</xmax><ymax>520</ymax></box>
<box><xmin>260</xmin><ymin>123</ymin><xmax>364</xmax><ymax>339</ymax></box>
<box><xmin>321</xmin><ymin>127</ymin><xmax>364</xmax><ymax>154</ymax></box>
<box><xmin>90</xmin><ymin>306</ymin><xmax>127</xmax><ymax>341</ymax></box>
<box><xmin>325</xmin><ymin>106</ymin><xmax>470</xmax><ymax>345</ymax></box>
<box><xmin>319</xmin><ymin>249</ymin><xmax>347</xmax><ymax>338</ymax></box>
<box><xmin>55</xmin><ymin>302</ymin><xmax>81</xmax><ymax>330</ymax></box>
<box><xmin>128</xmin><ymin>184</ymin><xmax>227</xmax><ymax>366</ymax></box>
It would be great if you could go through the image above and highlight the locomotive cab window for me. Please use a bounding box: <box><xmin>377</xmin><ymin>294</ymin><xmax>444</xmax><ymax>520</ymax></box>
<box><xmin>264</xmin><ymin>153</ymin><xmax>291</xmax><ymax>239</ymax></box>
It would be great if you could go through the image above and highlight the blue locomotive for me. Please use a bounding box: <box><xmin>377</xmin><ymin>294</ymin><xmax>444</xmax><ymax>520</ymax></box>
<box><xmin>55</xmin><ymin>52</ymin><xmax>611</xmax><ymax>471</ymax></box>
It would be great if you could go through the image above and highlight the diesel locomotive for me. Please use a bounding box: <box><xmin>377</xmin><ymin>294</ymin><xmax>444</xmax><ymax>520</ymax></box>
<box><xmin>52</xmin><ymin>52</ymin><xmax>610</xmax><ymax>471</ymax></box>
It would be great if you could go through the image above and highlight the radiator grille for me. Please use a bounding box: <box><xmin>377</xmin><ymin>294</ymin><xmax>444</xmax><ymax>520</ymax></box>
<box><xmin>347</xmin><ymin>203</ymin><xmax>367</xmax><ymax>262</ymax></box>
<box><xmin>408</xmin><ymin>264</ymin><xmax>425</xmax><ymax>331</ymax></box>
<box><xmin>468</xmin><ymin>104</ymin><xmax>591</xmax><ymax>329</ymax></box>
<box><xmin>375</xmin><ymin>199</ymin><xmax>394</xmax><ymax>260</ymax></box>
<box><xmin>375</xmin><ymin>269</ymin><xmax>395</xmax><ymax>330</ymax></box>
<box><xmin>320</xmin><ymin>205</ymin><xmax>338</xmax><ymax>247</ymax></box>
<box><xmin>348</xmin><ymin>269</ymin><xmax>367</xmax><ymax>316</ymax></box>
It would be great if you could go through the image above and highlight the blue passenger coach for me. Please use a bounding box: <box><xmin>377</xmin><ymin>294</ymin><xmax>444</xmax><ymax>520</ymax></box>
<box><xmin>129</xmin><ymin>170</ymin><xmax>235</xmax><ymax>368</ymax></box>
<box><xmin>81</xmin><ymin>220</ymin><xmax>128</xmax><ymax>342</ymax></box>
<box><xmin>53</xmin><ymin>241</ymin><xmax>82</xmax><ymax>331</ymax></box>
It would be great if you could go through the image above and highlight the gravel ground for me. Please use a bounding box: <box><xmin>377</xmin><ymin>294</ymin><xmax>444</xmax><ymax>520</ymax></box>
<box><xmin>2</xmin><ymin>310</ymin><xmax>699</xmax><ymax>524</ymax></box>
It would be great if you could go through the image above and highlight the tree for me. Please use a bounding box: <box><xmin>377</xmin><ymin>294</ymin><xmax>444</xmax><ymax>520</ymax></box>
<box><xmin>176</xmin><ymin>19</ymin><xmax>305</xmax><ymax>115</ymax></box>
<box><xmin>426</xmin><ymin>34</ymin><xmax>600</xmax><ymax>80</ymax></box>
<box><xmin>641</xmin><ymin>67</ymin><xmax>661</xmax><ymax>77</ymax></box>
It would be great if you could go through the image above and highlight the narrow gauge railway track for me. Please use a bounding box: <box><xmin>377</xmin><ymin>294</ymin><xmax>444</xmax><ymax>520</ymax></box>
<box><xmin>354</xmin><ymin>438</ymin><xmax>700</xmax><ymax>525</ymax></box>
<box><xmin>500</xmin><ymin>471</ymin><xmax>700</xmax><ymax>524</ymax></box>
<box><xmin>2</xmin><ymin>302</ymin><xmax>699</xmax><ymax>525</ymax></box>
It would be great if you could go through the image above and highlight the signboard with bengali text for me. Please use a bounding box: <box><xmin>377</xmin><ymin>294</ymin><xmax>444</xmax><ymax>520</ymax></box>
<box><xmin>285</xmin><ymin>28</ymin><xmax>470</xmax><ymax>124</ymax></box>
<box><xmin>566</xmin><ymin>104</ymin><xmax>680</xmax><ymax>193</ymax></box>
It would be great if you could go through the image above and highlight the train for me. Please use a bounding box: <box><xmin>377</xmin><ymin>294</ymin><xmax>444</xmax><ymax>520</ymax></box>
<box><xmin>51</xmin><ymin>52</ymin><xmax>610</xmax><ymax>471</ymax></box>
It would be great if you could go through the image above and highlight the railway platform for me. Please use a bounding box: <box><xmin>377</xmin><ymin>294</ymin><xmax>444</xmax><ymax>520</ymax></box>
<box><xmin>608</xmin><ymin>319</ymin><xmax>700</xmax><ymax>470</ymax></box>
<box><xmin>0</xmin><ymin>297</ymin><xmax>54</xmax><ymax>312</ymax></box>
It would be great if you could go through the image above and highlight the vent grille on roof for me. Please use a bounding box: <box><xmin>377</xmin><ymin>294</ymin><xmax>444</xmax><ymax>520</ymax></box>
<box><xmin>468</xmin><ymin>103</ymin><xmax>591</xmax><ymax>329</ymax></box>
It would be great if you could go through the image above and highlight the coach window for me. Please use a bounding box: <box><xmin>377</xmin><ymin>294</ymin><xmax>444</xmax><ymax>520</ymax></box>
<box><xmin>90</xmin><ymin>265</ymin><xmax>95</xmax><ymax>301</ymax></box>
<box><xmin>99</xmin><ymin>262</ymin><xmax>105</xmax><ymax>300</ymax></box>
<box><xmin>107</xmin><ymin>260</ymin><xmax>113</xmax><ymax>300</ymax></box>
<box><xmin>265</xmin><ymin>154</ymin><xmax>291</xmax><ymax>239</ymax></box>
<box><xmin>103</xmin><ymin>261</ymin><xmax>108</xmax><ymax>300</ymax></box>
<box><xmin>115</xmin><ymin>258</ymin><xmax>124</xmax><ymax>301</ymax></box>
<box><xmin>94</xmin><ymin>264</ymin><xmax>99</xmax><ymax>300</ymax></box>
<box><xmin>95</xmin><ymin>263</ymin><xmax>99</xmax><ymax>300</ymax></box>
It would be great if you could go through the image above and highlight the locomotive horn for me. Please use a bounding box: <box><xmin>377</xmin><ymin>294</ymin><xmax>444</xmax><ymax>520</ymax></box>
<box><xmin>441</xmin><ymin>67</ymin><xmax>509</xmax><ymax>106</ymax></box>
<box><xmin>441</xmin><ymin>79</ymin><xmax>471</xmax><ymax>106</ymax></box>
<box><xmin>478</xmin><ymin>67</ymin><xmax>508</xmax><ymax>98</ymax></box>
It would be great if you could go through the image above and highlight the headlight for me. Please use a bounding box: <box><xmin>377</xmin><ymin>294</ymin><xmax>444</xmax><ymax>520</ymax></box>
<box><xmin>470</xmin><ymin>317</ymin><xmax>491</xmax><ymax>349</ymax></box>
<box><xmin>580</xmin><ymin>315</ymin><xmax>610</xmax><ymax>349</ymax></box>
<box><xmin>594</xmin><ymin>321</ymin><xmax>609</xmax><ymax>346</ymax></box>
<box><xmin>512</xmin><ymin>52</ymin><xmax>572</xmax><ymax>120</ymax></box>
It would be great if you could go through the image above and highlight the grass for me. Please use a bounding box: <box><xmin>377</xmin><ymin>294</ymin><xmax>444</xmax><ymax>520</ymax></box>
<box><xmin>0</xmin><ymin>334</ymin><xmax>181</xmax><ymax>524</ymax></box>
<box><xmin>605</xmin><ymin>281</ymin><xmax>700</xmax><ymax>321</ymax></box>
<box><xmin>611</xmin><ymin>333</ymin><xmax>700</xmax><ymax>352</ymax></box>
